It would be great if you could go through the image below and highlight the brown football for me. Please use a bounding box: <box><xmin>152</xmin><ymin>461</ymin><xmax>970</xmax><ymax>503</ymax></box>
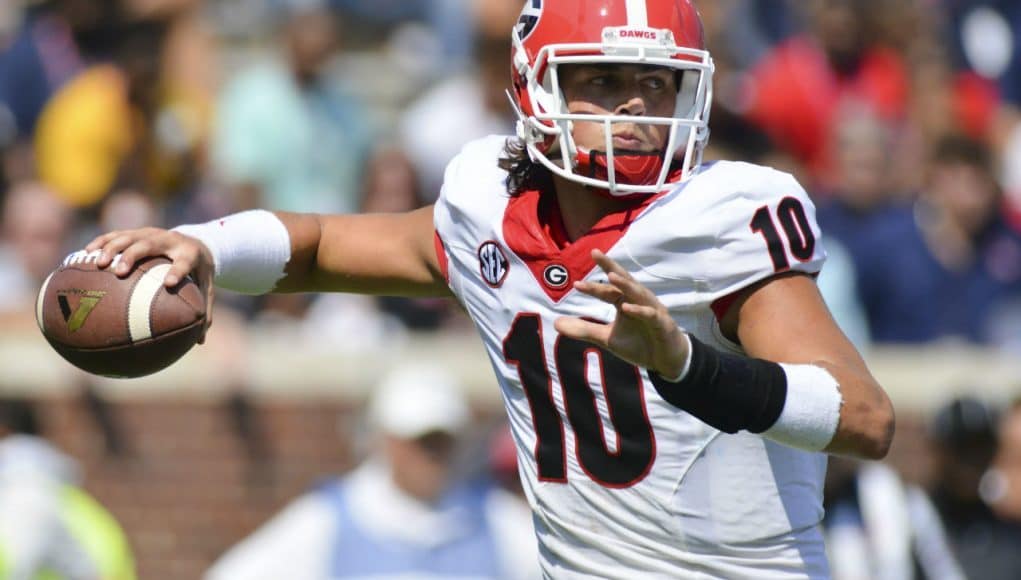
<box><xmin>36</xmin><ymin>252</ymin><xmax>206</xmax><ymax>378</ymax></box>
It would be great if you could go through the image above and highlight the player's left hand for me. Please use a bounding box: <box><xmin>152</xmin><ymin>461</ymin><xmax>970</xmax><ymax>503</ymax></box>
<box><xmin>554</xmin><ymin>250</ymin><xmax>690</xmax><ymax>379</ymax></box>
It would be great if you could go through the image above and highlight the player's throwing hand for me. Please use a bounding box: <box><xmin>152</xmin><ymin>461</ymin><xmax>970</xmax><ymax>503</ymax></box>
<box><xmin>554</xmin><ymin>249</ymin><xmax>691</xmax><ymax>380</ymax></box>
<box><xmin>85</xmin><ymin>227</ymin><xmax>216</xmax><ymax>341</ymax></box>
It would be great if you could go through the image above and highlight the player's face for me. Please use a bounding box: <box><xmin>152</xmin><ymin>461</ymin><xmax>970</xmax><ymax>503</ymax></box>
<box><xmin>385</xmin><ymin>431</ymin><xmax>457</xmax><ymax>502</ymax></box>
<box><xmin>559</xmin><ymin>64</ymin><xmax>678</xmax><ymax>153</ymax></box>
<box><xmin>928</xmin><ymin>162</ymin><xmax>999</xmax><ymax>235</ymax></box>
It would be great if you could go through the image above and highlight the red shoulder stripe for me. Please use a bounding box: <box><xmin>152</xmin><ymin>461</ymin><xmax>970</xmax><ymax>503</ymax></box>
<box><xmin>433</xmin><ymin>231</ymin><xmax>450</xmax><ymax>284</ymax></box>
<box><xmin>710</xmin><ymin>291</ymin><xmax>740</xmax><ymax>322</ymax></box>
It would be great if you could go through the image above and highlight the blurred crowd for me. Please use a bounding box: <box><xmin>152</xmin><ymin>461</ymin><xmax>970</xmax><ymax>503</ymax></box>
<box><xmin>4</xmin><ymin>0</ymin><xmax>1021</xmax><ymax>578</ymax></box>
<box><xmin>822</xmin><ymin>394</ymin><xmax>1021</xmax><ymax>579</ymax></box>
<box><xmin>0</xmin><ymin>0</ymin><xmax>522</xmax><ymax>346</ymax></box>
<box><xmin>1</xmin><ymin>0</ymin><xmax>1021</xmax><ymax>350</ymax></box>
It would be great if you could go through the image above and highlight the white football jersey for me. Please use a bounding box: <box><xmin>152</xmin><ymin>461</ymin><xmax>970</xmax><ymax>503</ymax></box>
<box><xmin>434</xmin><ymin>136</ymin><xmax>831</xmax><ymax>579</ymax></box>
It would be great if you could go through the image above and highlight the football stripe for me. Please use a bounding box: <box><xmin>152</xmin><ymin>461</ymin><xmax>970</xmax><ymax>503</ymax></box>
<box><xmin>128</xmin><ymin>264</ymin><xmax>172</xmax><ymax>342</ymax></box>
<box><xmin>35</xmin><ymin>271</ymin><xmax>54</xmax><ymax>331</ymax></box>
<box><xmin>625</xmin><ymin>0</ymin><xmax>649</xmax><ymax>27</ymax></box>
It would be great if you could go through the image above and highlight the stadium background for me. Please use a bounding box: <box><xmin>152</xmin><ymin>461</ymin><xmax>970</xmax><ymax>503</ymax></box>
<box><xmin>2</xmin><ymin>0</ymin><xmax>1021</xmax><ymax>577</ymax></box>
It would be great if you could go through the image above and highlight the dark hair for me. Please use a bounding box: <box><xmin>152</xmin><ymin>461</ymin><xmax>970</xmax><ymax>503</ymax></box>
<box><xmin>930</xmin><ymin>395</ymin><xmax>998</xmax><ymax>456</ymax></box>
<box><xmin>0</xmin><ymin>398</ymin><xmax>40</xmax><ymax>436</ymax></box>
<box><xmin>499</xmin><ymin>138</ymin><xmax>554</xmax><ymax>197</ymax></box>
<box><xmin>931</xmin><ymin>135</ymin><xmax>994</xmax><ymax>174</ymax></box>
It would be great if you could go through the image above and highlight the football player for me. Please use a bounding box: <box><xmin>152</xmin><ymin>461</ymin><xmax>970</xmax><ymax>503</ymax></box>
<box><xmin>85</xmin><ymin>1</ymin><xmax>894</xmax><ymax>577</ymax></box>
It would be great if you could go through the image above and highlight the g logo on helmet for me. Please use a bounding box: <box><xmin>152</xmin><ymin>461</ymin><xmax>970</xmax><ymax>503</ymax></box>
<box><xmin>478</xmin><ymin>241</ymin><xmax>509</xmax><ymax>288</ymax></box>
<box><xmin>516</xmin><ymin>0</ymin><xmax>543</xmax><ymax>40</ymax></box>
<box><xmin>543</xmin><ymin>264</ymin><xmax>569</xmax><ymax>289</ymax></box>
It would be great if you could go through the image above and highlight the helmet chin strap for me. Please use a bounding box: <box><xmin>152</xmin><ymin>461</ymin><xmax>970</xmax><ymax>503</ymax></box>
<box><xmin>576</xmin><ymin>148</ymin><xmax>666</xmax><ymax>191</ymax></box>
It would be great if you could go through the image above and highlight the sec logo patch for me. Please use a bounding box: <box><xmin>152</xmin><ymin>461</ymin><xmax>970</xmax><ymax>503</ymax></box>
<box><xmin>478</xmin><ymin>241</ymin><xmax>509</xmax><ymax>288</ymax></box>
<box><xmin>543</xmin><ymin>264</ymin><xmax>569</xmax><ymax>289</ymax></box>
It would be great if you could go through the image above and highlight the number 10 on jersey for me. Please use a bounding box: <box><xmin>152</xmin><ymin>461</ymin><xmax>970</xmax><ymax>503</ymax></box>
<box><xmin>503</xmin><ymin>314</ymin><xmax>656</xmax><ymax>488</ymax></box>
<box><xmin>750</xmin><ymin>197</ymin><xmax>816</xmax><ymax>272</ymax></box>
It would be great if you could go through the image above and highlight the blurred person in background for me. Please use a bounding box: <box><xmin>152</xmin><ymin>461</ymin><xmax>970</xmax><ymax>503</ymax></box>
<box><xmin>0</xmin><ymin>182</ymin><xmax>135</xmax><ymax>461</ymax></box>
<box><xmin>927</xmin><ymin>396</ymin><xmax>1021</xmax><ymax>578</ymax></box>
<box><xmin>211</xmin><ymin>0</ymin><xmax>374</xmax><ymax>215</ymax></box>
<box><xmin>122</xmin><ymin>0</ymin><xmax>217</xmax><ymax>105</ymax></box>
<box><xmin>397</xmin><ymin>0</ymin><xmax>519</xmax><ymax>203</ymax></box>
<box><xmin>815</xmin><ymin>106</ymin><xmax>903</xmax><ymax>247</ymax></box>
<box><xmin>984</xmin><ymin>397</ymin><xmax>1021</xmax><ymax>524</ymax></box>
<box><xmin>823</xmin><ymin>457</ymin><xmax>965</xmax><ymax>580</ymax></box>
<box><xmin>0</xmin><ymin>0</ymin><xmax>114</xmax><ymax>186</ymax></box>
<box><xmin>814</xmin><ymin>107</ymin><xmax>908</xmax><ymax>336</ymax></box>
<box><xmin>378</xmin><ymin>2</ymin><xmax>522</xmax><ymax>333</ymax></box>
<box><xmin>359</xmin><ymin>146</ymin><xmax>424</xmax><ymax>215</ymax></box>
<box><xmin>354</xmin><ymin>147</ymin><xmax>461</xmax><ymax>332</ymax></box>
<box><xmin>853</xmin><ymin>135</ymin><xmax>1021</xmax><ymax>344</ymax></box>
<box><xmin>291</xmin><ymin>147</ymin><xmax>417</xmax><ymax>343</ymax></box>
<box><xmin>896</xmin><ymin>46</ymin><xmax>960</xmax><ymax>198</ymax></box>
<box><xmin>119</xmin><ymin>0</ymin><xmax>220</xmax><ymax>227</ymax></box>
<box><xmin>743</xmin><ymin>0</ymin><xmax>909</xmax><ymax>188</ymax></box>
<box><xmin>0</xmin><ymin>0</ymin><xmax>119</xmax><ymax>149</ymax></box>
<box><xmin>205</xmin><ymin>363</ymin><xmax>539</xmax><ymax>580</ymax></box>
<box><xmin>32</xmin><ymin>27</ymin><xmax>137</xmax><ymax>210</ymax></box>
<box><xmin>0</xmin><ymin>397</ymin><xmax>136</xmax><ymax>580</ymax></box>
<box><xmin>96</xmin><ymin>190</ymin><xmax>161</xmax><ymax>235</ymax></box>
<box><xmin>32</xmin><ymin>14</ymin><xmax>198</xmax><ymax>213</ymax></box>
<box><xmin>0</xmin><ymin>181</ymin><xmax>75</xmax><ymax>324</ymax></box>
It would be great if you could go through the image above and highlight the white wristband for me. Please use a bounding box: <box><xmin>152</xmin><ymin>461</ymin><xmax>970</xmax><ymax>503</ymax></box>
<box><xmin>762</xmin><ymin>363</ymin><xmax>843</xmax><ymax>452</ymax></box>
<box><xmin>659</xmin><ymin>333</ymin><xmax>694</xmax><ymax>382</ymax></box>
<box><xmin>172</xmin><ymin>210</ymin><xmax>291</xmax><ymax>295</ymax></box>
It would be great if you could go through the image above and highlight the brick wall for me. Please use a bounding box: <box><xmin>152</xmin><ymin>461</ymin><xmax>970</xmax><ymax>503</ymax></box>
<box><xmin>26</xmin><ymin>389</ymin><xmax>937</xmax><ymax>580</ymax></box>
<box><xmin>35</xmin><ymin>392</ymin><xmax>361</xmax><ymax>580</ymax></box>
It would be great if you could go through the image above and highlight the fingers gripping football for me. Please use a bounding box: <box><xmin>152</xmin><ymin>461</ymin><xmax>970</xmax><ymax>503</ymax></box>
<box><xmin>554</xmin><ymin>250</ymin><xmax>690</xmax><ymax>379</ymax></box>
<box><xmin>84</xmin><ymin>228</ymin><xmax>216</xmax><ymax>341</ymax></box>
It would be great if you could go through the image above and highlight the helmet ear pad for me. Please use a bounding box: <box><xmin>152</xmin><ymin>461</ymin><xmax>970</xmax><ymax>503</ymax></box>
<box><xmin>662</xmin><ymin>69</ymin><xmax>703</xmax><ymax>164</ymax></box>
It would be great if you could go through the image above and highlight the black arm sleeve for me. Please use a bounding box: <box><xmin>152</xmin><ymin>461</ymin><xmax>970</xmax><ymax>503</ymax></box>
<box><xmin>648</xmin><ymin>336</ymin><xmax>788</xmax><ymax>434</ymax></box>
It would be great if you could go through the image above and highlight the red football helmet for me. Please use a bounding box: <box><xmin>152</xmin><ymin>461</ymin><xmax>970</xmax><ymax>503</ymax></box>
<box><xmin>510</xmin><ymin>0</ymin><xmax>713</xmax><ymax>196</ymax></box>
